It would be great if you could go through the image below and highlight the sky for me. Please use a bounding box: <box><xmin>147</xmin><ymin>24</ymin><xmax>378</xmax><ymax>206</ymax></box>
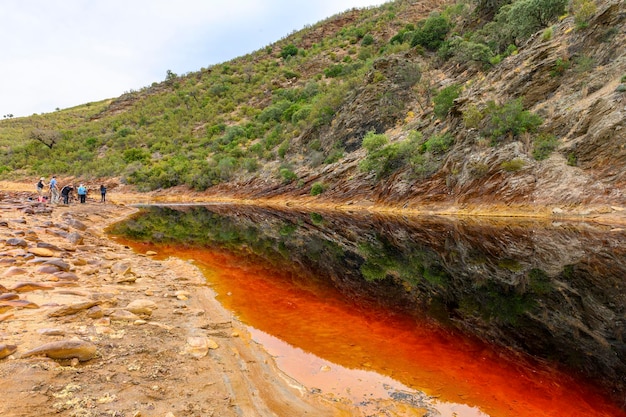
<box><xmin>0</xmin><ymin>0</ymin><xmax>388</xmax><ymax>118</ymax></box>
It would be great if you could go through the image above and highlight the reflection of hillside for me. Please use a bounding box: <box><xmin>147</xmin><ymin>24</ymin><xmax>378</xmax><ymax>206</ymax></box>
<box><xmin>110</xmin><ymin>204</ymin><xmax>626</xmax><ymax>401</ymax></box>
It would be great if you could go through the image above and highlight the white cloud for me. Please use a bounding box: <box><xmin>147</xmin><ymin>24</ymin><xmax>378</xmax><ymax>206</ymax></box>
<box><xmin>0</xmin><ymin>0</ymin><xmax>385</xmax><ymax>117</ymax></box>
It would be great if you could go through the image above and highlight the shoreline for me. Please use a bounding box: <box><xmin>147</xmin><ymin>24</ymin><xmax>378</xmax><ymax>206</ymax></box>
<box><xmin>3</xmin><ymin>180</ymin><xmax>626</xmax><ymax>227</ymax></box>
<box><xmin>0</xmin><ymin>192</ymin><xmax>354</xmax><ymax>416</ymax></box>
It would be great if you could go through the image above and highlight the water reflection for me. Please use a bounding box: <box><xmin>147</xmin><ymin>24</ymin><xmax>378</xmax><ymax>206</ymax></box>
<box><xmin>110</xmin><ymin>204</ymin><xmax>626</xmax><ymax>415</ymax></box>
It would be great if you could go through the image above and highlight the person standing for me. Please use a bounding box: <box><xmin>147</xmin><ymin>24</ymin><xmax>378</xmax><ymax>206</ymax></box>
<box><xmin>49</xmin><ymin>176</ymin><xmax>59</xmax><ymax>204</ymax></box>
<box><xmin>100</xmin><ymin>184</ymin><xmax>107</xmax><ymax>203</ymax></box>
<box><xmin>77</xmin><ymin>184</ymin><xmax>87</xmax><ymax>203</ymax></box>
<box><xmin>60</xmin><ymin>184</ymin><xmax>74</xmax><ymax>205</ymax></box>
<box><xmin>36</xmin><ymin>177</ymin><xmax>45</xmax><ymax>201</ymax></box>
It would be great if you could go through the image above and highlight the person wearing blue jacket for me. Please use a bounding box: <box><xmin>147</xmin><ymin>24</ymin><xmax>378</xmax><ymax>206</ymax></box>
<box><xmin>77</xmin><ymin>184</ymin><xmax>87</xmax><ymax>203</ymax></box>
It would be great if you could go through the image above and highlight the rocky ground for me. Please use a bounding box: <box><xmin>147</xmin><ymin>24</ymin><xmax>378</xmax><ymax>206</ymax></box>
<box><xmin>0</xmin><ymin>188</ymin><xmax>366</xmax><ymax>417</ymax></box>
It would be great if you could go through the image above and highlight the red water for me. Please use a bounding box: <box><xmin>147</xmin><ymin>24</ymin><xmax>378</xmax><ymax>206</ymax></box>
<box><xmin>126</xmin><ymin>241</ymin><xmax>625</xmax><ymax>417</ymax></box>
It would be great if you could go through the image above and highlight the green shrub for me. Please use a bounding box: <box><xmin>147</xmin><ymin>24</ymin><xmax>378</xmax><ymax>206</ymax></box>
<box><xmin>500</xmin><ymin>158</ymin><xmax>525</xmax><ymax>172</ymax></box>
<box><xmin>567</xmin><ymin>152</ymin><xmax>577</xmax><ymax>166</ymax></box>
<box><xmin>533</xmin><ymin>133</ymin><xmax>558</xmax><ymax>160</ymax></box>
<box><xmin>572</xmin><ymin>0</ymin><xmax>597</xmax><ymax>29</ymax></box>
<box><xmin>410</xmin><ymin>13</ymin><xmax>450</xmax><ymax>51</ymax></box>
<box><xmin>469</xmin><ymin>161</ymin><xmax>490</xmax><ymax>177</ymax></box>
<box><xmin>433</xmin><ymin>84</ymin><xmax>462</xmax><ymax>119</ymax></box>
<box><xmin>507</xmin><ymin>0</ymin><xmax>568</xmax><ymax>40</ymax></box>
<box><xmin>447</xmin><ymin>40</ymin><xmax>495</xmax><ymax>69</ymax></box>
<box><xmin>123</xmin><ymin>148</ymin><xmax>150</xmax><ymax>164</ymax></box>
<box><xmin>550</xmin><ymin>57</ymin><xmax>570</xmax><ymax>77</ymax></box>
<box><xmin>423</xmin><ymin>132</ymin><xmax>454</xmax><ymax>154</ymax></box>
<box><xmin>463</xmin><ymin>104</ymin><xmax>483</xmax><ymax>128</ymax></box>
<box><xmin>573</xmin><ymin>55</ymin><xmax>594</xmax><ymax>74</ymax></box>
<box><xmin>280</xmin><ymin>44</ymin><xmax>298</xmax><ymax>59</ymax></box>
<box><xmin>310</xmin><ymin>182</ymin><xmax>326</xmax><ymax>196</ymax></box>
<box><xmin>542</xmin><ymin>27</ymin><xmax>553</xmax><ymax>41</ymax></box>
<box><xmin>324</xmin><ymin>148</ymin><xmax>344</xmax><ymax>164</ymax></box>
<box><xmin>277</xmin><ymin>140</ymin><xmax>289</xmax><ymax>159</ymax></box>
<box><xmin>324</xmin><ymin>64</ymin><xmax>344</xmax><ymax>78</ymax></box>
<box><xmin>242</xmin><ymin>158</ymin><xmax>259</xmax><ymax>172</ymax></box>
<box><xmin>279</xmin><ymin>167</ymin><xmax>297</xmax><ymax>183</ymax></box>
<box><xmin>258</xmin><ymin>100</ymin><xmax>292</xmax><ymax>123</ymax></box>
<box><xmin>361</xmin><ymin>34</ymin><xmax>374</xmax><ymax>46</ymax></box>
<box><xmin>361</xmin><ymin>131</ymin><xmax>388</xmax><ymax>152</ymax></box>
<box><xmin>483</xmin><ymin>99</ymin><xmax>543</xmax><ymax>143</ymax></box>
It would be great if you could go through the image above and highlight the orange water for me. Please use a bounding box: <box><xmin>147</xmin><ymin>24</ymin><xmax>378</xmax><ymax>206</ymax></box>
<box><xmin>126</xmin><ymin>241</ymin><xmax>625</xmax><ymax>417</ymax></box>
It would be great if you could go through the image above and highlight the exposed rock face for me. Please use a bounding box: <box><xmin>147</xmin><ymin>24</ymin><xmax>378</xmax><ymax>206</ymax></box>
<box><xmin>316</xmin><ymin>52</ymin><xmax>422</xmax><ymax>152</ymax></box>
<box><xmin>204</xmin><ymin>1</ymin><xmax>625</xmax><ymax>213</ymax></box>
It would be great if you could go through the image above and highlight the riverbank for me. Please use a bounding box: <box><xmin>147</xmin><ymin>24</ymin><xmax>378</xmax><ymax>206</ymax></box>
<box><xmin>0</xmin><ymin>190</ymin><xmax>366</xmax><ymax>416</ymax></box>
<box><xmin>4</xmin><ymin>179</ymin><xmax>625</xmax><ymax>228</ymax></box>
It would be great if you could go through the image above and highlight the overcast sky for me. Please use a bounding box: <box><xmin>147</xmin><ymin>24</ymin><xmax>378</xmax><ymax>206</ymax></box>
<box><xmin>1</xmin><ymin>0</ymin><xmax>386</xmax><ymax>118</ymax></box>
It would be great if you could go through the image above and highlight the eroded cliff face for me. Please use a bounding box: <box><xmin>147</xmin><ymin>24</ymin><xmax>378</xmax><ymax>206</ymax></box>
<box><xmin>211</xmin><ymin>0</ymin><xmax>625</xmax><ymax>213</ymax></box>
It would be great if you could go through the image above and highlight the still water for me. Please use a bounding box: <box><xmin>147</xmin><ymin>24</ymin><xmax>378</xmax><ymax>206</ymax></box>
<box><xmin>109</xmin><ymin>204</ymin><xmax>626</xmax><ymax>417</ymax></box>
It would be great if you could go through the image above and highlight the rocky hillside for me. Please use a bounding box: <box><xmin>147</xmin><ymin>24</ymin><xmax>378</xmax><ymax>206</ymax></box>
<box><xmin>0</xmin><ymin>0</ymin><xmax>624</xmax><ymax>213</ymax></box>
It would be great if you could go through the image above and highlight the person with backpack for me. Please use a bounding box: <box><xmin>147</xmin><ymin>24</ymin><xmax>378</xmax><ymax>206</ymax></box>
<box><xmin>77</xmin><ymin>184</ymin><xmax>87</xmax><ymax>203</ymax></box>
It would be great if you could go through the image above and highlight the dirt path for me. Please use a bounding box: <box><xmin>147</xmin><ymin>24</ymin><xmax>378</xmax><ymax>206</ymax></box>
<box><xmin>0</xmin><ymin>190</ymin><xmax>360</xmax><ymax>417</ymax></box>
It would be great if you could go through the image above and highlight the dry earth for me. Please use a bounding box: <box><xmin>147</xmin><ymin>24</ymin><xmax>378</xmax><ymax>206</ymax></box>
<box><xmin>0</xmin><ymin>185</ymin><xmax>374</xmax><ymax>417</ymax></box>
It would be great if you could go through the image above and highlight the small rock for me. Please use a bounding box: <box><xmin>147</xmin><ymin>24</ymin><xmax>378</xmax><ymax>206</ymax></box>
<box><xmin>0</xmin><ymin>293</ymin><xmax>19</xmax><ymax>301</ymax></box>
<box><xmin>10</xmin><ymin>282</ymin><xmax>54</xmax><ymax>293</ymax></box>
<box><xmin>109</xmin><ymin>309</ymin><xmax>140</xmax><ymax>322</ymax></box>
<box><xmin>73</xmin><ymin>258</ymin><xmax>88</xmax><ymax>266</ymax></box>
<box><xmin>65</xmin><ymin>219</ymin><xmax>88</xmax><ymax>231</ymax></box>
<box><xmin>1</xmin><ymin>299</ymin><xmax>39</xmax><ymax>309</ymax></box>
<box><xmin>0</xmin><ymin>344</ymin><xmax>17</xmax><ymax>359</ymax></box>
<box><xmin>44</xmin><ymin>259</ymin><xmax>71</xmax><ymax>271</ymax></box>
<box><xmin>38</xmin><ymin>328</ymin><xmax>66</xmax><ymax>336</ymax></box>
<box><xmin>37</xmin><ymin>242</ymin><xmax>63</xmax><ymax>251</ymax></box>
<box><xmin>125</xmin><ymin>299</ymin><xmax>157</xmax><ymax>316</ymax></box>
<box><xmin>115</xmin><ymin>275</ymin><xmax>137</xmax><ymax>284</ymax></box>
<box><xmin>36</xmin><ymin>265</ymin><xmax>62</xmax><ymax>274</ymax></box>
<box><xmin>67</xmin><ymin>232</ymin><xmax>84</xmax><ymax>245</ymax></box>
<box><xmin>28</xmin><ymin>247</ymin><xmax>55</xmax><ymax>257</ymax></box>
<box><xmin>175</xmin><ymin>290</ymin><xmax>190</xmax><ymax>298</ymax></box>
<box><xmin>6</xmin><ymin>238</ymin><xmax>27</xmax><ymax>247</ymax></box>
<box><xmin>48</xmin><ymin>301</ymin><xmax>101</xmax><ymax>317</ymax></box>
<box><xmin>184</xmin><ymin>336</ymin><xmax>218</xmax><ymax>358</ymax></box>
<box><xmin>86</xmin><ymin>305</ymin><xmax>104</xmax><ymax>319</ymax></box>
<box><xmin>20</xmin><ymin>339</ymin><xmax>97</xmax><ymax>361</ymax></box>
<box><xmin>111</xmin><ymin>262</ymin><xmax>132</xmax><ymax>275</ymax></box>
<box><xmin>2</xmin><ymin>266</ymin><xmax>28</xmax><ymax>277</ymax></box>
<box><xmin>53</xmin><ymin>271</ymin><xmax>79</xmax><ymax>281</ymax></box>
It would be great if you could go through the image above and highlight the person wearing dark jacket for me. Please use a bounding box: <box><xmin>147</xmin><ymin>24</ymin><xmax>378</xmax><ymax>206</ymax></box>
<box><xmin>100</xmin><ymin>184</ymin><xmax>107</xmax><ymax>203</ymax></box>
<box><xmin>60</xmin><ymin>185</ymin><xmax>74</xmax><ymax>205</ymax></box>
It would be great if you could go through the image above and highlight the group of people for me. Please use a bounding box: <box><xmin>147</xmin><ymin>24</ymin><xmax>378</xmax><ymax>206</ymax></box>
<box><xmin>36</xmin><ymin>176</ymin><xmax>107</xmax><ymax>205</ymax></box>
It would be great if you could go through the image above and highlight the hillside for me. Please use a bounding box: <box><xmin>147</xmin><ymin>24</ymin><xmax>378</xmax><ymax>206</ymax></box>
<box><xmin>0</xmin><ymin>0</ymin><xmax>625</xmax><ymax>215</ymax></box>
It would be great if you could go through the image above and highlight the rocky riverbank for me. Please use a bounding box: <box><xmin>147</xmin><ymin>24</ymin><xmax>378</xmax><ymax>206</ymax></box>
<box><xmin>0</xmin><ymin>191</ymin><xmax>359</xmax><ymax>417</ymax></box>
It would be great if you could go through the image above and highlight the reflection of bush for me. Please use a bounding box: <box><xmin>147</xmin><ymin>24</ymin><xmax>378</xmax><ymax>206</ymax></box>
<box><xmin>358</xmin><ymin>236</ymin><xmax>449</xmax><ymax>286</ymax></box>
